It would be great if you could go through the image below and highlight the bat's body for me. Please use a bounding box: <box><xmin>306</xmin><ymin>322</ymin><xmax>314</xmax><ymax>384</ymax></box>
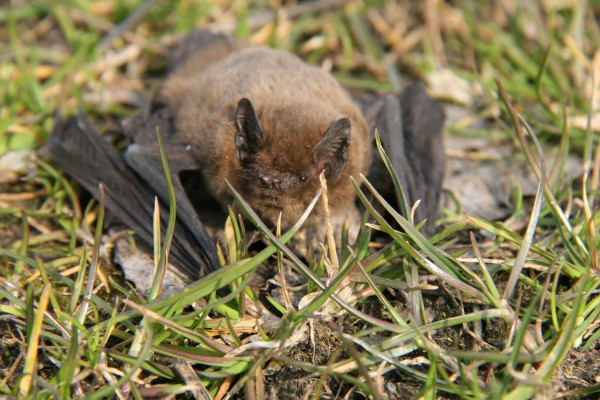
<box><xmin>153</xmin><ymin>40</ymin><xmax>371</xmax><ymax>232</ymax></box>
<box><xmin>47</xmin><ymin>30</ymin><xmax>446</xmax><ymax>280</ymax></box>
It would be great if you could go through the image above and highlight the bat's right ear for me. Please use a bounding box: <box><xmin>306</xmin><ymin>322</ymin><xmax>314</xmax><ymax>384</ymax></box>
<box><xmin>313</xmin><ymin>117</ymin><xmax>351</xmax><ymax>180</ymax></box>
<box><xmin>235</xmin><ymin>98</ymin><xmax>264</xmax><ymax>164</ymax></box>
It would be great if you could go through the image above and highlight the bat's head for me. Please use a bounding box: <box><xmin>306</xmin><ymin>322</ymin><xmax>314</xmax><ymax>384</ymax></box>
<box><xmin>233</xmin><ymin>97</ymin><xmax>351</xmax><ymax>219</ymax></box>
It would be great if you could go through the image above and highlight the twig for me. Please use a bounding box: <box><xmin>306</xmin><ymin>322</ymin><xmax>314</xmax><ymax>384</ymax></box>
<box><xmin>98</xmin><ymin>0</ymin><xmax>159</xmax><ymax>50</ymax></box>
<box><xmin>209</xmin><ymin>0</ymin><xmax>352</xmax><ymax>33</ymax></box>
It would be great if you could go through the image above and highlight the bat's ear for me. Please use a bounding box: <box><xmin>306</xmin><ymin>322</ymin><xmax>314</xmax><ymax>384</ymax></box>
<box><xmin>236</xmin><ymin>98</ymin><xmax>264</xmax><ymax>164</ymax></box>
<box><xmin>313</xmin><ymin>117</ymin><xmax>351</xmax><ymax>180</ymax></box>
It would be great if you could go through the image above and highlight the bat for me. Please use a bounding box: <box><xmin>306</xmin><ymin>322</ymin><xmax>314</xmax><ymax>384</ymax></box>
<box><xmin>46</xmin><ymin>30</ymin><xmax>445</xmax><ymax>280</ymax></box>
<box><xmin>128</xmin><ymin>31</ymin><xmax>371</xmax><ymax>238</ymax></box>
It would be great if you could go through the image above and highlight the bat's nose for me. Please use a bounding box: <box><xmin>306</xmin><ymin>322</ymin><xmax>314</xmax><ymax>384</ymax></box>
<box><xmin>259</xmin><ymin>174</ymin><xmax>281</xmax><ymax>189</ymax></box>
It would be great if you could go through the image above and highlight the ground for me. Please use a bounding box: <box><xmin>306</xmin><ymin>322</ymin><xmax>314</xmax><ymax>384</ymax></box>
<box><xmin>0</xmin><ymin>1</ymin><xmax>599</xmax><ymax>399</ymax></box>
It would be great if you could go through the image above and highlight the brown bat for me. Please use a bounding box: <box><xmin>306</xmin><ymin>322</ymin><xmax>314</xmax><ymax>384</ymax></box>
<box><xmin>46</xmin><ymin>30</ymin><xmax>445</xmax><ymax>280</ymax></box>
<box><xmin>130</xmin><ymin>31</ymin><xmax>371</xmax><ymax>234</ymax></box>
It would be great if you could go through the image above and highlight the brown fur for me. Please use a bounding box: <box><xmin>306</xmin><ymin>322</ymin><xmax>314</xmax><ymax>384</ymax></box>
<box><xmin>157</xmin><ymin>37</ymin><xmax>371</xmax><ymax>232</ymax></box>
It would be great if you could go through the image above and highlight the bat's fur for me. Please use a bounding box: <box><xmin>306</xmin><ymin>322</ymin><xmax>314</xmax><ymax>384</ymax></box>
<box><xmin>143</xmin><ymin>33</ymin><xmax>371</xmax><ymax>233</ymax></box>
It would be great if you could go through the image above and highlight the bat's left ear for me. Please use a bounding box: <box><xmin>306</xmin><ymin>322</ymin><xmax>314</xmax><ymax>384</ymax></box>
<box><xmin>236</xmin><ymin>98</ymin><xmax>264</xmax><ymax>164</ymax></box>
<box><xmin>313</xmin><ymin>117</ymin><xmax>351</xmax><ymax>180</ymax></box>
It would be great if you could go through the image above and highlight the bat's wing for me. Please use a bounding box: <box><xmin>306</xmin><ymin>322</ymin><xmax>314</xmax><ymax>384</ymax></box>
<box><xmin>168</xmin><ymin>29</ymin><xmax>245</xmax><ymax>72</ymax></box>
<box><xmin>150</xmin><ymin>30</ymin><xmax>247</xmax><ymax>112</ymax></box>
<box><xmin>124</xmin><ymin>140</ymin><xmax>222</xmax><ymax>272</ymax></box>
<box><xmin>46</xmin><ymin>113</ymin><xmax>219</xmax><ymax>279</ymax></box>
<box><xmin>362</xmin><ymin>83</ymin><xmax>446</xmax><ymax>235</ymax></box>
<box><xmin>399</xmin><ymin>83</ymin><xmax>446</xmax><ymax>233</ymax></box>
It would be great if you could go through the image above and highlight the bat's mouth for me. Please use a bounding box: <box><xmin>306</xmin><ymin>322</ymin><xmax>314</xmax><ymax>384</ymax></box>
<box><xmin>257</xmin><ymin>194</ymin><xmax>293</xmax><ymax>208</ymax></box>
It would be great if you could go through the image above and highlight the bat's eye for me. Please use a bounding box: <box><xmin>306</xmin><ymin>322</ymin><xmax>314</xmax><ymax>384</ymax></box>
<box><xmin>300</xmin><ymin>175</ymin><xmax>307</xmax><ymax>182</ymax></box>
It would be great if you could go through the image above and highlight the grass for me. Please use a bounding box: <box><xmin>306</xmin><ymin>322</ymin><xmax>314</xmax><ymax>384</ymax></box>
<box><xmin>1</xmin><ymin>0</ymin><xmax>599</xmax><ymax>399</ymax></box>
